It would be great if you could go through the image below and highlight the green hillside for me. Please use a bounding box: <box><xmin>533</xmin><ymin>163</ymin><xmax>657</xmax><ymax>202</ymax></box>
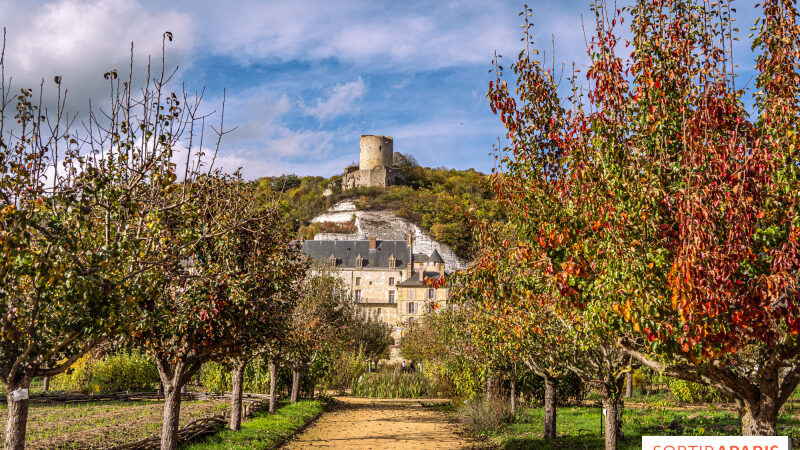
<box><xmin>250</xmin><ymin>153</ymin><xmax>504</xmax><ymax>259</ymax></box>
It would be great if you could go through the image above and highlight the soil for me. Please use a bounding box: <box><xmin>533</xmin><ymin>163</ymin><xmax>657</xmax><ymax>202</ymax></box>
<box><xmin>283</xmin><ymin>397</ymin><xmax>480</xmax><ymax>449</ymax></box>
<box><xmin>25</xmin><ymin>400</ymin><xmax>228</xmax><ymax>449</ymax></box>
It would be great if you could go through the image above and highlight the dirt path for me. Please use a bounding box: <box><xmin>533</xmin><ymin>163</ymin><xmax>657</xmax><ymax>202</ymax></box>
<box><xmin>283</xmin><ymin>396</ymin><xmax>479</xmax><ymax>449</ymax></box>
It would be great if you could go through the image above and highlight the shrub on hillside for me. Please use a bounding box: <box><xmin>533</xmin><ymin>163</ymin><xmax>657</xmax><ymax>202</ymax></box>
<box><xmin>51</xmin><ymin>351</ymin><xmax>159</xmax><ymax>393</ymax></box>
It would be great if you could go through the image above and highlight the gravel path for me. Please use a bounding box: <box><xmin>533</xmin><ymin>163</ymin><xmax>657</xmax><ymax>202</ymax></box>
<box><xmin>282</xmin><ymin>397</ymin><xmax>478</xmax><ymax>449</ymax></box>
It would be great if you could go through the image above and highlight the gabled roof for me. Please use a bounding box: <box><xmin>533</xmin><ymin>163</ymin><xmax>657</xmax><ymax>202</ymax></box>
<box><xmin>397</xmin><ymin>271</ymin><xmax>447</xmax><ymax>287</ymax></box>
<box><xmin>302</xmin><ymin>239</ymin><xmax>409</xmax><ymax>269</ymax></box>
<box><xmin>429</xmin><ymin>249</ymin><xmax>444</xmax><ymax>264</ymax></box>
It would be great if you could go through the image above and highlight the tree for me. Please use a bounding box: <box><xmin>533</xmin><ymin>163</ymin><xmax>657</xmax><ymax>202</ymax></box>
<box><xmin>0</xmin><ymin>33</ymin><xmax>218</xmax><ymax>449</ymax></box>
<box><xmin>486</xmin><ymin>5</ymin><xmax>640</xmax><ymax>447</ymax></box>
<box><xmin>491</xmin><ymin>0</ymin><xmax>800</xmax><ymax>438</ymax></box>
<box><xmin>607</xmin><ymin>0</ymin><xmax>800</xmax><ymax>435</ymax></box>
<box><xmin>282</xmin><ymin>269</ymin><xmax>354</xmax><ymax>403</ymax></box>
<box><xmin>217</xmin><ymin>200</ymin><xmax>306</xmax><ymax>431</ymax></box>
<box><xmin>348</xmin><ymin>312</ymin><xmax>393</xmax><ymax>363</ymax></box>
<box><xmin>127</xmin><ymin>173</ymin><xmax>304</xmax><ymax>449</ymax></box>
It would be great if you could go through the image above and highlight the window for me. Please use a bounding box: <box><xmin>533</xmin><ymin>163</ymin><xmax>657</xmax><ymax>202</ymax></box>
<box><xmin>389</xmin><ymin>291</ymin><xmax>395</xmax><ymax>304</ymax></box>
<box><xmin>355</xmin><ymin>277</ymin><xmax>361</xmax><ymax>286</ymax></box>
<box><xmin>389</xmin><ymin>277</ymin><xmax>395</xmax><ymax>286</ymax></box>
<box><xmin>329</xmin><ymin>255</ymin><xmax>336</xmax><ymax>267</ymax></box>
<box><xmin>427</xmin><ymin>288</ymin><xmax>435</xmax><ymax>300</ymax></box>
<box><xmin>354</xmin><ymin>290</ymin><xmax>362</xmax><ymax>302</ymax></box>
<box><xmin>388</xmin><ymin>255</ymin><xmax>396</xmax><ymax>269</ymax></box>
<box><xmin>377</xmin><ymin>308</ymin><xmax>382</xmax><ymax>316</ymax></box>
<box><xmin>409</xmin><ymin>289</ymin><xmax>415</xmax><ymax>300</ymax></box>
<box><xmin>356</xmin><ymin>255</ymin><xmax>363</xmax><ymax>268</ymax></box>
<box><xmin>407</xmin><ymin>302</ymin><xmax>416</xmax><ymax>314</ymax></box>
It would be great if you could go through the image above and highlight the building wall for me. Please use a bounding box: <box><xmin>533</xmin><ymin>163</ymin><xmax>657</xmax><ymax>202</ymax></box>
<box><xmin>327</xmin><ymin>265</ymin><xmax>448</xmax><ymax>360</ymax></box>
<box><xmin>396</xmin><ymin>286</ymin><xmax>448</xmax><ymax>322</ymax></box>
<box><xmin>329</xmin><ymin>267</ymin><xmax>405</xmax><ymax>333</ymax></box>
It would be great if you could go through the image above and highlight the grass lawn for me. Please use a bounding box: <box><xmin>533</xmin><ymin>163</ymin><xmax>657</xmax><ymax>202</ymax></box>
<box><xmin>0</xmin><ymin>399</ymin><xmax>229</xmax><ymax>449</ymax></box>
<box><xmin>183</xmin><ymin>400</ymin><xmax>325</xmax><ymax>449</ymax></box>
<box><xmin>487</xmin><ymin>405</ymin><xmax>800</xmax><ymax>449</ymax></box>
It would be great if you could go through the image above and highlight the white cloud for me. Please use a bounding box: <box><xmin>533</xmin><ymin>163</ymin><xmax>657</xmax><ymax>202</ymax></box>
<box><xmin>0</xmin><ymin>0</ymin><xmax>193</xmax><ymax>113</ymax></box>
<box><xmin>174</xmin><ymin>0</ymin><xmax>532</xmax><ymax>71</ymax></box>
<box><xmin>307</xmin><ymin>77</ymin><xmax>366</xmax><ymax>120</ymax></box>
<box><xmin>203</xmin><ymin>86</ymin><xmax>346</xmax><ymax>179</ymax></box>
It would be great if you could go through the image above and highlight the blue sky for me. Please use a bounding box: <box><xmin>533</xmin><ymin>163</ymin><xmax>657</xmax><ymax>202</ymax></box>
<box><xmin>0</xmin><ymin>0</ymin><xmax>761</xmax><ymax>180</ymax></box>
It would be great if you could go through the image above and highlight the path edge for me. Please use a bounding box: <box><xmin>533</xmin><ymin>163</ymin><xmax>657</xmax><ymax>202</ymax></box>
<box><xmin>270</xmin><ymin>398</ymin><xmax>336</xmax><ymax>449</ymax></box>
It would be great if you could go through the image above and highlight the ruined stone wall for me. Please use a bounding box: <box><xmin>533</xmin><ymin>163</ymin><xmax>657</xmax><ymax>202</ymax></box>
<box><xmin>341</xmin><ymin>166</ymin><xmax>402</xmax><ymax>189</ymax></box>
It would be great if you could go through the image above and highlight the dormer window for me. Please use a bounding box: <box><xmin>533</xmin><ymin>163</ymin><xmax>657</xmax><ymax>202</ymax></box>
<box><xmin>388</xmin><ymin>254</ymin><xmax>396</xmax><ymax>269</ymax></box>
<box><xmin>329</xmin><ymin>254</ymin><xmax>336</xmax><ymax>267</ymax></box>
<box><xmin>356</xmin><ymin>255</ymin><xmax>363</xmax><ymax>268</ymax></box>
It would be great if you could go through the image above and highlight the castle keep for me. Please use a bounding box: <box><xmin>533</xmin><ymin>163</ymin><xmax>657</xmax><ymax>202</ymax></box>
<box><xmin>342</xmin><ymin>135</ymin><xmax>402</xmax><ymax>189</ymax></box>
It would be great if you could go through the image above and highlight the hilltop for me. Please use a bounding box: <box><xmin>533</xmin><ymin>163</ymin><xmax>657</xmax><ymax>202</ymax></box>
<box><xmin>250</xmin><ymin>153</ymin><xmax>504</xmax><ymax>260</ymax></box>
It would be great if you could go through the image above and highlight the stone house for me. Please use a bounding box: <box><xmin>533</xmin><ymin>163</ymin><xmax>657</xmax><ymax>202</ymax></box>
<box><xmin>300</xmin><ymin>230</ymin><xmax>449</xmax><ymax>359</ymax></box>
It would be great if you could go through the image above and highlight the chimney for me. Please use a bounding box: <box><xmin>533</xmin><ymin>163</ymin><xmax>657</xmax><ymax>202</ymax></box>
<box><xmin>369</xmin><ymin>236</ymin><xmax>376</xmax><ymax>250</ymax></box>
<box><xmin>419</xmin><ymin>269</ymin><xmax>424</xmax><ymax>282</ymax></box>
<box><xmin>406</xmin><ymin>229</ymin><xmax>413</xmax><ymax>273</ymax></box>
<box><xmin>439</xmin><ymin>262</ymin><xmax>445</xmax><ymax>277</ymax></box>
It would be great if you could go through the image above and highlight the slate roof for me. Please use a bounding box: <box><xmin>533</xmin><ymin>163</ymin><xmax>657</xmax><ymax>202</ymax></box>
<box><xmin>397</xmin><ymin>271</ymin><xmax>447</xmax><ymax>287</ymax></box>
<box><xmin>301</xmin><ymin>239</ymin><xmax>410</xmax><ymax>269</ymax></box>
<box><xmin>429</xmin><ymin>249</ymin><xmax>444</xmax><ymax>264</ymax></box>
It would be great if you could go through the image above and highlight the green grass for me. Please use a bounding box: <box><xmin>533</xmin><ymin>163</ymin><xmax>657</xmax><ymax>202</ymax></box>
<box><xmin>486</xmin><ymin>405</ymin><xmax>800</xmax><ymax>449</ymax></box>
<box><xmin>182</xmin><ymin>400</ymin><xmax>324</xmax><ymax>449</ymax></box>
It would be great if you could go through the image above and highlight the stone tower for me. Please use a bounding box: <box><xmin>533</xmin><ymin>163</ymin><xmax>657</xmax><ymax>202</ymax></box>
<box><xmin>342</xmin><ymin>134</ymin><xmax>402</xmax><ymax>189</ymax></box>
<box><xmin>359</xmin><ymin>135</ymin><xmax>393</xmax><ymax>171</ymax></box>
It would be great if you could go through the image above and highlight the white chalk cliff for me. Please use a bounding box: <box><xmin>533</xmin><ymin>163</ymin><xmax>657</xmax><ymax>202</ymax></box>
<box><xmin>311</xmin><ymin>200</ymin><xmax>469</xmax><ymax>271</ymax></box>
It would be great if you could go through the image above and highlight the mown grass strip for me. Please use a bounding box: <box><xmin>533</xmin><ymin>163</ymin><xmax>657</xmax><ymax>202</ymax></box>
<box><xmin>485</xmin><ymin>405</ymin><xmax>800</xmax><ymax>449</ymax></box>
<box><xmin>182</xmin><ymin>400</ymin><xmax>324</xmax><ymax>449</ymax></box>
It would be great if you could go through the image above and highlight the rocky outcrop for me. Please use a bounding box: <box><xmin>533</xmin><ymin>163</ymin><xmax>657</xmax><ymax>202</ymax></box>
<box><xmin>311</xmin><ymin>200</ymin><xmax>469</xmax><ymax>271</ymax></box>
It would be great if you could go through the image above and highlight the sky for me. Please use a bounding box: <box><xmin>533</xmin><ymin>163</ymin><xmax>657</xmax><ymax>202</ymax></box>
<box><xmin>0</xmin><ymin>0</ymin><xmax>761</xmax><ymax>180</ymax></box>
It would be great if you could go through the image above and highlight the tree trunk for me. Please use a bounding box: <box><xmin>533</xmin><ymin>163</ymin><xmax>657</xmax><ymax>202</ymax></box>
<box><xmin>510</xmin><ymin>379</ymin><xmax>517</xmax><ymax>416</ymax></box>
<box><xmin>268</xmin><ymin>360</ymin><xmax>277</xmax><ymax>413</ymax></box>
<box><xmin>740</xmin><ymin>402</ymin><xmax>778</xmax><ymax>435</ymax></box>
<box><xmin>156</xmin><ymin>359</ymin><xmax>197</xmax><ymax>450</ymax></box>
<box><xmin>601</xmin><ymin>397</ymin><xmax>621</xmax><ymax>450</ymax></box>
<box><xmin>543</xmin><ymin>376</ymin><xmax>557</xmax><ymax>439</ymax></box>
<box><xmin>485</xmin><ymin>375</ymin><xmax>493</xmax><ymax>402</ymax></box>
<box><xmin>161</xmin><ymin>384</ymin><xmax>183</xmax><ymax>450</ymax></box>
<box><xmin>43</xmin><ymin>376</ymin><xmax>50</xmax><ymax>392</ymax></box>
<box><xmin>5</xmin><ymin>388</ymin><xmax>31</xmax><ymax>450</ymax></box>
<box><xmin>229</xmin><ymin>359</ymin><xmax>246</xmax><ymax>431</ymax></box>
<box><xmin>625</xmin><ymin>372</ymin><xmax>632</xmax><ymax>398</ymax></box>
<box><xmin>291</xmin><ymin>367</ymin><xmax>300</xmax><ymax>403</ymax></box>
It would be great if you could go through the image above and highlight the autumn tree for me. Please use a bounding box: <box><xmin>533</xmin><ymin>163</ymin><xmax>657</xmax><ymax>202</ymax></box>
<box><xmin>486</xmin><ymin>4</ymin><xmax>642</xmax><ymax>447</ymax></box>
<box><xmin>448</xmin><ymin>219</ymin><xmax>571</xmax><ymax>437</ymax></box>
<box><xmin>492</xmin><ymin>0</ymin><xmax>800</xmax><ymax>438</ymax></box>
<box><xmin>348</xmin><ymin>312</ymin><xmax>393</xmax><ymax>363</ymax></box>
<box><xmin>598</xmin><ymin>0</ymin><xmax>800</xmax><ymax>436</ymax></box>
<box><xmin>215</xmin><ymin>200</ymin><xmax>306</xmax><ymax>431</ymax></box>
<box><xmin>282</xmin><ymin>269</ymin><xmax>354</xmax><ymax>403</ymax></box>
<box><xmin>0</xmin><ymin>32</ymin><xmax>222</xmax><ymax>449</ymax></box>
